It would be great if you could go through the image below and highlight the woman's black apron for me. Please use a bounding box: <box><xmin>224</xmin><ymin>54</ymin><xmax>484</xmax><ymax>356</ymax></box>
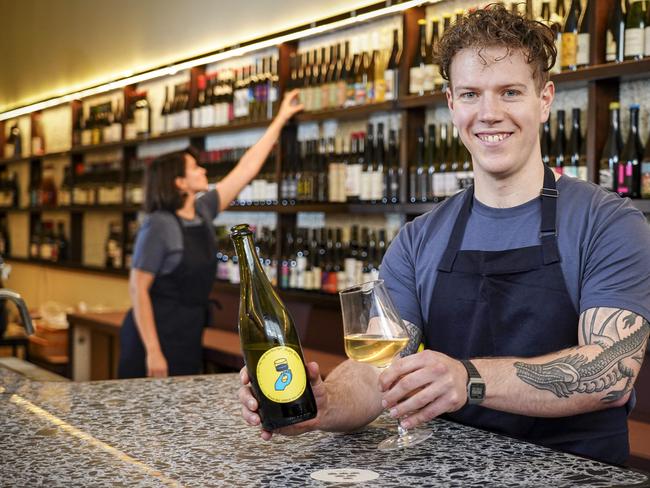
<box><xmin>428</xmin><ymin>165</ymin><xmax>630</xmax><ymax>465</ymax></box>
<box><xmin>118</xmin><ymin>215</ymin><xmax>217</xmax><ymax>378</ymax></box>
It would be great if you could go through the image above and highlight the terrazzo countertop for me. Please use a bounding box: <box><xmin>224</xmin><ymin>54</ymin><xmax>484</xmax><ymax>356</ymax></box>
<box><xmin>0</xmin><ymin>366</ymin><xmax>648</xmax><ymax>488</ymax></box>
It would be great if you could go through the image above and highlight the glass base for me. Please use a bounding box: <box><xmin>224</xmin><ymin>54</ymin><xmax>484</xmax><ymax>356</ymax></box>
<box><xmin>377</xmin><ymin>429</ymin><xmax>432</xmax><ymax>450</ymax></box>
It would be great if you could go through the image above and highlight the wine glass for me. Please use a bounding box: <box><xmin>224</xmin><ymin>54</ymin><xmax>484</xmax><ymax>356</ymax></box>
<box><xmin>339</xmin><ymin>279</ymin><xmax>431</xmax><ymax>450</ymax></box>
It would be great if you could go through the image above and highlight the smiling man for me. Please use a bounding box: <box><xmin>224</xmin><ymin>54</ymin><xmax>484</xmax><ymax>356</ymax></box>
<box><xmin>238</xmin><ymin>4</ymin><xmax>650</xmax><ymax>465</ymax></box>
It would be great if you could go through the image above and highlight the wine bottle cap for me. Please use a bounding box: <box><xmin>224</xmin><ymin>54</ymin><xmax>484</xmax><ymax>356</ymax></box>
<box><xmin>418</xmin><ymin>19</ymin><xmax>427</xmax><ymax>25</ymax></box>
<box><xmin>630</xmin><ymin>103</ymin><xmax>641</xmax><ymax>110</ymax></box>
<box><xmin>230</xmin><ymin>223</ymin><xmax>253</xmax><ymax>237</ymax></box>
<box><xmin>609</xmin><ymin>102</ymin><xmax>620</xmax><ymax>110</ymax></box>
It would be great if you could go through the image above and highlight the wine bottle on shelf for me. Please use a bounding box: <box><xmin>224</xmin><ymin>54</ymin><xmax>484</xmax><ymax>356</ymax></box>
<box><xmin>416</xmin><ymin>126</ymin><xmax>427</xmax><ymax>202</ymax></box>
<box><xmin>577</xmin><ymin>0</ymin><xmax>592</xmax><ymax>68</ymax></box>
<box><xmin>409</xmin><ymin>19</ymin><xmax>427</xmax><ymax>95</ymax></box>
<box><xmin>425</xmin><ymin>123</ymin><xmax>437</xmax><ymax>202</ymax></box>
<box><xmin>561</xmin><ymin>0</ymin><xmax>582</xmax><ymax>71</ymax></box>
<box><xmin>641</xmin><ymin>130</ymin><xmax>650</xmax><ymax>198</ymax></box>
<box><xmin>373</xmin><ymin>123</ymin><xmax>386</xmax><ymax>203</ymax></box>
<box><xmin>346</xmin><ymin>133</ymin><xmax>362</xmax><ymax>202</ymax></box>
<box><xmin>316</xmin><ymin>138</ymin><xmax>328</xmax><ymax>203</ymax></box>
<box><xmin>111</xmin><ymin>100</ymin><xmax>123</xmax><ymax>142</ymax></box>
<box><xmin>564</xmin><ymin>108</ymin><xmax>581</xmax><ymax>179</ymax></box>
<box><xmin>385</xmin><ymin>129</ymin><xmax>400</xmax><ymax>204</ymax></box>
<box><xmin>134</xmin><ymin>92</ymin><xmax>151</xmax><ymax>137</ymax></box>
<box><xmin>422</xmin><ymin>21</ymin><xmax>436</xmax><ymax>93</ymax></box>
<box><xmin>231</xmin><ymin>223</ymin><xmax>317</xmax><ymax>431</ymax></box>
<box><xmin>55</xmin><ymin>222</ymin><xmax>69</xmax><ymax>263</ymax></box>
<box><xmin>385</xmin><ymin>29</ymin><xmax>400</xmax><ymax>101</ymax></box>
<box><xmin>618</xmin><ymin>104</ymin><xmax>643</xmax><ymax>198</ymax></box>
<box><xmin>436</xmin><ymin>123</ymin><xmax>449</xmax><ymax>198</ymax></box>
<box><xmin>105</xmin><ymin>222</ymin><xmax>123</xmax><ymax>268</ymax></box>
<box><xmin>606</xmin><ymin>0</ymin><xmax>627</xmax><ymax>62</ymax></box>
<box><xmin>192</xmin><ymin>75</ymin><xmax>207</xmax><ymax>128</ymax></box>
<box><xmin>361</xmin><ymin>125</ymin><xmax>373</xmax><ymax>202</ymax></box>
<box><xmin>629</xmin><ymin>1</ymin><xmax>648</xmax><ymax>60</ymax></box>
<box><xmin>553</xmin><ymin>110</ymin><xmax>567</xmax><ymax>174</ymax></box>
<box><xmin>337</xmin><ymin>42</ymin><xmax>349</xmax><ymax>108</ymax></box>
<box><xmin>550</xmin><ymin>0</ymin><xmax>566</xmax><ymax>74</ymax></box>
<box><xmin>31</xmin><ymin>113</ymin><xmax>45</xmax><ymax>155</ymax></box>
<box><xmin>599</xmin><ymin>102</ymin><xmax>623</xmax><ymax>191</ymax></box>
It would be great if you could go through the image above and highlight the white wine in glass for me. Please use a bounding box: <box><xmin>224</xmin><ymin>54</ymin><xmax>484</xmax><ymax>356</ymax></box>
<box><xmin>339</xmin><ymin>279</ymin><xmax>431</xmax><ymax>450</ymax></box>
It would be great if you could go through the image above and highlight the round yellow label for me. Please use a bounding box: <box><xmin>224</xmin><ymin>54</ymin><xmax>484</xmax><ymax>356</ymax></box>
<box><xmin>256</xmin><ymin>346</ymin><xmax>306</xmax><ymax>403</ymax></box>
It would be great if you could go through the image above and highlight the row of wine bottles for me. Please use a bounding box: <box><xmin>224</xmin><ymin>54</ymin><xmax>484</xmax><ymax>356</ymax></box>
<box><xmin>600</xmin><ymin>101</ymin><xmax>650</xmax><ymax>198</ymax></box>
<box><xmin>28</xmin><ymin>221</ymin><xmax>69</xmax><ymax>263</ymax></box>
<box><xmin>4</xmin><ymin>116</ymin><xmax>45</xmax><ymax>158</ymax></box>
<box><xmin>281</xmin><ymin>122</ymin><xmax>401</xmax><ymax>204</ymax></box>
<box><xmin>288</xmin><ymin>31</ymin><xmax>401</xmax><ymax>111</ymax></box>
<box><xmin>409</xmin><ymin>123</ymin><xmax>473</xmax><ymax>203</ymax></box>
<box><xmin>606</xmin><ymin>0</ymin><xmax>650</xmax><ymax>62</ymax></box>
<box><xmin>215</xmin><ymin>224</ymin><xmax>391</xmax><ymax>294</ymax></box>
<box><xmin>541</xmin><ymin>108</ymin><xmax>588</xmax><ymax>180</ymax></box>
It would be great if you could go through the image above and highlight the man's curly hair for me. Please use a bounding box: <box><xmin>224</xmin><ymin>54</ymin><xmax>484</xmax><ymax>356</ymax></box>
<box><xmin>434</xmin><ymin>3</ymin><xmax>557</xmax><ymax>93</ymax></box>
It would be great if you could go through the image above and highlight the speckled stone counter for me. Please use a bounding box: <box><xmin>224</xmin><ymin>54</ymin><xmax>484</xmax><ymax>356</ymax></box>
<box><xmin>1</xmin><ymin>367</ymin><xmax>648</xmax><ymax>488</ymax></box>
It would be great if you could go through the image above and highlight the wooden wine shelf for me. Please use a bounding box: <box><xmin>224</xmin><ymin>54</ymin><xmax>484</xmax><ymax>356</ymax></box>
<box><xmin>295</xmin><ymin>101</ymin><xmax>395</xmax><ymax>122</ymax></box>
<box><xmin>1</xmin><ymin>205</ymin><xmax>141</xmax><ymax>213</ymax></box>
<box><xmin>223</xmin><ymin>201</ymin><xmax>442</xmax><ymax>214</ymax></box>
<box><xmin>2</xmin><ymin>199</ymin><xmax>648</xmax><ymax>215</ymax></box>
<box><xmin>6</xmin><ymin>256</ymin><xmax>130</xmax><ymax>277</ymax></box>
<box><xmin>212</xmin><ymin>280</ymin><xmax>340</xmax><ymax>307</ymax></box>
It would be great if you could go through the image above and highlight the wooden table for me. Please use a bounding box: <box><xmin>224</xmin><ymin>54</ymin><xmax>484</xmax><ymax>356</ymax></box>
<box><xmin>67</xmin><ymin>311</ymin><xmax>345</xmax><ymax>381</ymax></box>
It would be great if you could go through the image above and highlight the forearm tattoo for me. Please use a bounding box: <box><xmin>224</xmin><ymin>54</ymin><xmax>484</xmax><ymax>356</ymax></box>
<box><xmin>400</xmin><ymin>320</ymin><xmax>422</xmax><ymax>357</ymax></box>
<box><xmin>514</xmin><ymin>309</ymin><xmax>650</xmax><ymax>403</ymax></box>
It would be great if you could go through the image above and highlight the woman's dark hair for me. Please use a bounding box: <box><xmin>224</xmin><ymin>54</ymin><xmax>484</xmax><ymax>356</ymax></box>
<box><xmin>434</xmin><ymin>3</ymin><xmax>556</xmax><ymax>93</ymax></box>
<box><xmin>143</xmin><ymin>147</ymin><xmax>200</xmax><ymax>213</ymax></box>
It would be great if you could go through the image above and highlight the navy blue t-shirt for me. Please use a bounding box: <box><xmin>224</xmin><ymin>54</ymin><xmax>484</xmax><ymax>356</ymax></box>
<box><xmin>132</xmin><ymin>190</ymin><xmax>220</xmax><ymax>276</ymax></box>
<box><xmin>380</xmin><ymin>176</ymin><xmax>650</xmax><ymax>333</ymax></box>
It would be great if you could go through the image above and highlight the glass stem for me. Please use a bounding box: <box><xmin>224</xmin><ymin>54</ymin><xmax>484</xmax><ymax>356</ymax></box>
<box><xmin>397</xmin><ymin>418</ymin><xmax>408</xmax><ymax>438</ymax></box>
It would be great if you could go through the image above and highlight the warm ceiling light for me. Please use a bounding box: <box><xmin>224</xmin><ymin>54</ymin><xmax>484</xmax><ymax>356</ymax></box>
<box><xmin>0</xmin><ymin>0</ymin><xmax>435</xmax><ymax>122</ymax></box>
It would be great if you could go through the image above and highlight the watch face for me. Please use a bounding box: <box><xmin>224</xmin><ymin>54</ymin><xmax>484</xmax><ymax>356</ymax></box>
<box><xmin>469</xmin><ymin>382</ymin><xmax>486</xmax><ymax>399</ymax></box>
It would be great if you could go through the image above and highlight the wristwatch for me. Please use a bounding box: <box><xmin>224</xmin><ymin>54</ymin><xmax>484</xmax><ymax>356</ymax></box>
<box><xmin>461</xmin><ymin>359</ymin><xmax>486</xmax><ymax>405</ymax></box>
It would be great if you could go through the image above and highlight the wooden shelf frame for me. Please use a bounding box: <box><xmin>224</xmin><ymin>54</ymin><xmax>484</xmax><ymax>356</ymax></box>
<box><xmin>0</xmin><ymin>0</ymin><xmax>648</xmax><ymax>281</ymax></box>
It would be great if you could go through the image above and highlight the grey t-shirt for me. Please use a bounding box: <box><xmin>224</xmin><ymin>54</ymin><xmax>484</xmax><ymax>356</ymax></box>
<box><xmin>132</xmin><ymin>190</ymin><xmax>220</xmax><ymax>276</ymax></box>
<box><xmin>380</xmin><ymin>176</ymin><xmax>650</xmax><ymax>332</ymax></box>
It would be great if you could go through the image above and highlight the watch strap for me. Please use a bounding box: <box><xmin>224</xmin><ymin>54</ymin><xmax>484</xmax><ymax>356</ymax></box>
<box><xmin>461</xmin><ymin>359</ymin><xmax>480</xmax><ymax>379</ymax></box>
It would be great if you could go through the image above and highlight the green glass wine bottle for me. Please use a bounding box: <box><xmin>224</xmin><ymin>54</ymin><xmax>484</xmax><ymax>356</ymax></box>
<box><xmin>231</xmin><ymin>223</ymin><xmax>317</xmax><ymax>430</ymax></box>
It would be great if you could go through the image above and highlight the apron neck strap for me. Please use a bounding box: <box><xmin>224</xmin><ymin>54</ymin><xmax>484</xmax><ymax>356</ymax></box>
<box><xmin>438</xmin><ymin>165</ymin><xmax>560</xmax><ymax>272</ymax></box>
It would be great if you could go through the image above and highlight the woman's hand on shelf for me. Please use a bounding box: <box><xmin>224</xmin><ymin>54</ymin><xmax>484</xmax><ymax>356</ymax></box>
<box><xmin>276</xmin><ymin>89</ymin><xmax>304</xmax><ymax>124</ymax></box>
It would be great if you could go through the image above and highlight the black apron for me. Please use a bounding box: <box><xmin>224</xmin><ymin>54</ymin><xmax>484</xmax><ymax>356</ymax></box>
<box><xmin>118</xmin><ymin>214</ymin><xmax>217</xmax><ymax>378</ymax></box>
<box><xmin>428</xmin><ymin>165</ymin><xmax>630</xmax><ymax>465</ymax></box>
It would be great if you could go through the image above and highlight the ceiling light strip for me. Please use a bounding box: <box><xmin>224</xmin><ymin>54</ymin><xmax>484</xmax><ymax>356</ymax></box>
<box><xmin>0</xmin><ymin>0</ymin><xmax>435</xmax><ymax>122</ymax></box>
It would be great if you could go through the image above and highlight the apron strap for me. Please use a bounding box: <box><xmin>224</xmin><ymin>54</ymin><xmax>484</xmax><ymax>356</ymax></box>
<box><xmin>540</xmin><ymin>165</ymin><xmax>561</xmax><ymax>265</ymax></box>
<box><xmin>438</xmin><ymin>186</ymin><xmax>474</xmax><ymax>272</ymax></box>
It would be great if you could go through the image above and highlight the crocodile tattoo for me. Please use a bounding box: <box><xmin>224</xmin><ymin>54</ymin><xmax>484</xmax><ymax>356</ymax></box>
<box><xmin>514</xmin><ymin>318</ymin><xmax>649</xmax><ymax>403</ymax></box>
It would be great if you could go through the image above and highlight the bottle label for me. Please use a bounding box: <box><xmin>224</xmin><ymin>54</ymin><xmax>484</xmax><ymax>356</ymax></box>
<box><xmin>563</xmin><ymin>166</ymin><xmax>578</xmax><ymax>178</ymax></box>
<box><xmin>577</xmin><ymin>33</ymin><xmax>590</xmax><ymax>66</ymax></box>
<box><xmin>561</xmin><ymin>33</ymin><xmax>577</xmax><ymax>68</ymax></box>
<box><xmin>606</xmin><ymin>31</ymin><xmax>617</xmax><ymax>62</ymax></box>
<box><xmin>422</xmin><ymin>64</ymin><xmax>436</xmax><ymax>91</ymax></box>
<box><xmin>409</xmin><ymin>67</ymin><xmax>423</xmax><ymax>94</ymax></box>
<box><xmin>641</xmin><ymin>162</ymin><xmax>650</xmax><ymax>198</ymax></box>
<box><xmin>599</xmin><ymin>168</ymin><xmax>613</xmax><ymax>190</ymax></box>
<box><xmin>256</xmin><ymin>346</ymin><xmax>307</xmax><ymax>403</ymax></box>
<box><xmin>134</xmin><ymin>108</ymin><xmax>149</xmax><ymax>135</ymax></box>
<box><xmin>625</xmin><ymin>28</ymin><xmax>644</xmax><ymax>57</ymax></box>
<box><xmin>646</xmin><ymin>26</ymin><xmax>650</xmax><ymax>56</ymax></box>
<box><xmin>384</xmin><ymin>69</ymin><xmax>396</xmax><ymax>100</ymax></box>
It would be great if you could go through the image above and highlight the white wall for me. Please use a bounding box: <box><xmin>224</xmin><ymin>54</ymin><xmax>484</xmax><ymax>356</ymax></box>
<box><xmin>0</xmin><ymin>0</ymin><xmax>377</xmax><ymax>112</ymax></box>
